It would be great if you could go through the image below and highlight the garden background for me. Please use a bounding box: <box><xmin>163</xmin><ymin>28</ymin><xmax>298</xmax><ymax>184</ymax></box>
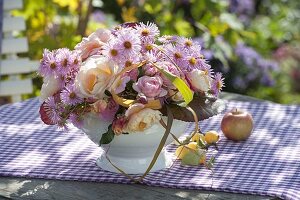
<box><xmin>11</xmin><ymin>0</ymin><xmax>300</xmax><ymax>104</ymax></box>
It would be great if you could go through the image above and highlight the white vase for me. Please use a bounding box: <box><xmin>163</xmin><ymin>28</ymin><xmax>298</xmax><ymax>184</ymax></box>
<box><xmin>80</xmin><ymin>113</ymin><xmax>188</xmax><ymax>174</ymax></box>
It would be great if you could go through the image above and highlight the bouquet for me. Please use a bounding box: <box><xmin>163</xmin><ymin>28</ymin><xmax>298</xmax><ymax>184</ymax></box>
<box><xmin>39</xmin><ymin>22</ymin><xmax>224</xmax><ymax>167</ymax></box>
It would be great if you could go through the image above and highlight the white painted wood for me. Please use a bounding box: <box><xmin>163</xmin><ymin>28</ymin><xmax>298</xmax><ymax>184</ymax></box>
<box><xmin>0</xmin><ymin>79</ymin><xmax>33</xmax><ymax>96</ymax></box>
<box><xmin>3</xmin><ymin>0</ymin><xmax>23</xmax><ymax>11</ymax></box>
<box><xmin>1</xmin><ymin>37</ymin><xmax>28</xmax><ymax>54</ymax></box>
<box><xmin>3</xmin><ymin>17</ymin><xmax>26</xmax><ymax>32</ymax></box>
<box><xmin>0</xmin><ymin>59</ymin><xmax>39</xmax><ymax>75</ymax></box>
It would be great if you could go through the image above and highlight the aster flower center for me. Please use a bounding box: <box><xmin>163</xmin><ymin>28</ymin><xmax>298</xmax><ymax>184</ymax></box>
<box><xmin>174</xmin><ymin>52</ymin><xmax>182</xmax><ymax>59</ymax></box>
<box><xmin>69</xmin><ymin>92</ymin><xmax>76</xmax><ymax>99</ymax></box>
<box><xmin>50</xmin><ymin>62</ymin><xmax>56</xmax><ymax>69</ymax></box>
<box><xmin>145</xmin><ymin>44</ymin><xmax>153</xmax><ymax>51</ymax></box>
<box><xmin>189</xmin><ymin>57</ymin><xmax>197</xmax><ymax>65</ymax></box>
<box><xmin>125</xmin><ymin>61</ymin><xmax>132</xmax><ymax>67</ymax></box>
<box><xmin>63</xmin><ymin>59</ymin><xmax>68</xmax><ymax>67</ymax></box>
<box><xmin>124</xmin><ymin>41</ymin><xmax>132</xmax><ymax>49</ymax></box>
<box><xmin>217</xmin><ymin>81</ymin><xmax>223</xmax><ymax>89</ymax></box>
<box><xmin>185</xmin><ymin>40</ymin><xmax>192</xmax><ymax>46</ymax></box>
<box><xmin>110</xmin><ymin>49</ymin><xmax>118</xmax><ymax>56</ymax></box>
<box><xmin>73</xmin><ymin>58</ymin><xmax>79</xmax><ymax>65</ymax></box>
<box><xmin>142</xmin><ymin>29</ymin><xmax>150</xmax><ymax>36</ymax></box>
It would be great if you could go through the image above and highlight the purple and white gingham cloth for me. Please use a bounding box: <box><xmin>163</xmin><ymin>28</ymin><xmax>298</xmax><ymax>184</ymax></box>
<box><xmin>0</xmin><ymin>98</ymin><xmax>299</xmax><ymax>200</ymax></box>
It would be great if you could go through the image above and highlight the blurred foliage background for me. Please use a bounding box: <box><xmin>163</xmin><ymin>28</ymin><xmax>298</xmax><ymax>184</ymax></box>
<box><xmin>12</xmin><ymin>0</ymin><xmax>300</xmax><ymax>104</ymax></box>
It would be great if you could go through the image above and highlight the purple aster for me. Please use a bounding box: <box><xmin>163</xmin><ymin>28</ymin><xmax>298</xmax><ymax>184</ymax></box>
<box><xmin>60</xmin><ymin>84</ymin><xmax>83</xmax><ymax>106</ymax></box>
<box><xmin>135</xmin><ymin>22</ymin><xmax>160</xmax><ymax>42</ymax></box>
<box><xmin>143</xmin><ymin>50</ymin><xmax>162</xmax><ymax>63</ymax></box>
<box><xmin>211</xmin><ymin>72</ymin><xmax>225</xmax><ymax>97</ymax></box>
<box><xmin>69</xmin><ymin>113</ymin><xmax>84</xmax><ymax>128</ymax></box>
<box><xmin>164</xmin><ymin>44</ymin><xmax>186</xmax><ymax>69</ymax></box>
<box><xmin>69</xmin><ymin>50</ymin><xmax>81</xmax><ymax>70</ymax></box>
<box><xmin>141</xmin><ymin>38</ymin><xmax>155</xmax><ymax>53</ymax></box>
<box><xmin>115</xmin><ymin>28</ymin><xmax>142</xmax><ymax>58</ymax></box>
<box><xmin>158</xmin><ymin>35</ymin><xmax>178</xmax><ymax>44</ymax></box>
<box><xmin>44</xmin><ymin>96</ymin><xmax>61</xmax><ymax>124</ymax></box>
<box><xmin>39</xmin><ymin>49</ymin><xmax>59</xmax><ymax>77</ymax></box>
<box><xmin>56</xmin><ymin>48</ymin><xmax>73</xmax><ymax>76</ymax></box>
<box><xmin>119</xmin><ymin>54</ymin><xmax>141</xmax><ymax>69</ymax></box>
<box><xmin>177</xmin><ymin>37</ymin><xmax>196</xmax><ymax>49</ymax></box>
<box><xmin>199</xmin><ymin>62</ymin><xmax>214</xmax><ymax>77</ymax></box>
<box><xmin>102</xmin><ymin>40</ymin><xmax>122</xmax><ymax>63</ymax></box>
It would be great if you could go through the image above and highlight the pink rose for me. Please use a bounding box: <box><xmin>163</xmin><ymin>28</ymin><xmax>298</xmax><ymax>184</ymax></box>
<box><xmin>75</xmin><ymin>55</ymin><xmax>118</xmax><ymax>99</ymax></box>
<box><xmin>132</xmin><ymin>76</ymin><xmax>167</xmax><ymax>98</ymax></box>
<box><xmin>75</xmin><ymin>29</ymin><xmax>111</xmax><ymax>60</ymax></box>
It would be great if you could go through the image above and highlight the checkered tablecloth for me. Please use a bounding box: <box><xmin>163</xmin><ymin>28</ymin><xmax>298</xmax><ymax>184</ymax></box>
<box><xmin>0</xmin><ymin>98</ymin><xmax>299</xmax><ymax>200</ymax></box>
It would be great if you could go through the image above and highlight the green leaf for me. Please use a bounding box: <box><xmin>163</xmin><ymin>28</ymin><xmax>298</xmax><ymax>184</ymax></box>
<box><xmin>160</xmin><ymin>95</ymin><xmax>226</xmax><ymax>122</ymax></box>
<box><xmin>100</xmin><ymin>125</ymin><xmax>115</xmax><ymax>145</ymax></box>
<box><xmin>198</xmin><ymin>136</ymin><xmax>207</xmax><ymax>149</ymax></box>
<box><xmin>155</xmin><ymin>65</ymin><xmax>193</xmax><ymax>106</ymax></box>
<box><xmin>206</xmin><ymin>156</ymin><xmax>215</xmax><ymax>170</ymax></box>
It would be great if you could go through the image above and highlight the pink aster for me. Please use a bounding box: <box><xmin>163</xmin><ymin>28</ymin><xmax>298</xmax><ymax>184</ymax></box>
<box><xmin>136</xmin><ymin>22</ymin><xmax>160</xmax><ymax>42</ymax></box>
<box><xmin>211</xmin><ymin>72</ymin><xmax>225</xmax><ymax>97</ymax></box>
<box><xmin>43</xmin><ymin>96</ymin><xmax>61</xmax><ymax>124</ymax></box>
<box><xmin>102</xmin><ymin>40</ymin><xmax>122</xmax><ymax>63</ymax></box>
<box><xmin>39</xmin><ymin>49</ymin><xmax>59</xmax><ymax>77</ymax></box>
<box><xmin>158</xmin><ymin>35</ymin><xmax>178</xmax><ymax>44</ymax></box>
<box><xmin>115</xmin><ymin>28</ymin><xmax>142</xmax><ymax>58</ymax></box>
<box><xmin>60</xmin><ymin>84</ymin><xmax>83</xmax><ymax>106</ymax></box>
<box><xmin>164</xmin><ymin>44</ymin><xmax>186</xmax><ymax>70</ymax></box>
<box><xmin>56</xmin><ymin>48</ymin><xmax>73</xmax><ymax>76</ymax></box>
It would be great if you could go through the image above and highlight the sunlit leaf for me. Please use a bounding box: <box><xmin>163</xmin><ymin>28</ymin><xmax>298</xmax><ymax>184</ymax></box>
<box><xmin>155</xmin><ymin>66</ymin><xmax>193</xmax><ymax>106</ymax></box>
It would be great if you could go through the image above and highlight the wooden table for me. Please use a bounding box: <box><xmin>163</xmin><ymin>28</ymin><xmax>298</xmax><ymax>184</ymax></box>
<box><xmin>0</xmin><ymin>93</ymin><xmax>280</xmax><ymax>200</ymax></box>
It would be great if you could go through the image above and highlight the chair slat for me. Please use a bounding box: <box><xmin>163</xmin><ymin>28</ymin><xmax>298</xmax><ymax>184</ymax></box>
<box><xmin>3</xmin><ymin>17</ymin><xmax>26</xmax><ymax>32</ymax></box>
<box><xmin>0</xmin><ymin>79</ymin><xmax>33</xmax><ymax>96</ymax></box>
<box><xmin>1</xmin><ymin>37</ymin><xmax>28</xmax><ymax>54</ymax></box>
<box><xmin>0</xmin><ymin>58</ymin><xmax>39</xmax><ymax>75</ymax></box>
<box><xmin>3</xmin><ymin>0</ymin><xmax>22</xmax><ymax>11</ymax></box>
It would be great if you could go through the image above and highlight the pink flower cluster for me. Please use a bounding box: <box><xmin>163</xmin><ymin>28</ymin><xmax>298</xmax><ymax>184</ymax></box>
<box><xmin>38</xmin><ymin>22</ymin><xmax>224</xmax><ymax>133</ymax></box>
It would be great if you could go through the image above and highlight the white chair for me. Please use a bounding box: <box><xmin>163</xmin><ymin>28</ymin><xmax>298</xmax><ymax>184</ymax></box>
<box><xmin>0</xmin><ymin>0</ymin><xmax>38</xmax><ymax>103</ymax></box>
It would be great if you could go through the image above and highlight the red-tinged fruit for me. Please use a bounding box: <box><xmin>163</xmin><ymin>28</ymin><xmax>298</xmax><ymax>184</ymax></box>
<box><xmin>221</xmin><ymin>108</ymin><xmax>254</xmax><ymax>141</ymax></box>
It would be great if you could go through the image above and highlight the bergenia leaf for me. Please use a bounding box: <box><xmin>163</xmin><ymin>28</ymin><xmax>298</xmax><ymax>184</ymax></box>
<box><xmin>161</xmin><ymin>95</ymin><xmax>226</xmax><ymax>121</ymax></box>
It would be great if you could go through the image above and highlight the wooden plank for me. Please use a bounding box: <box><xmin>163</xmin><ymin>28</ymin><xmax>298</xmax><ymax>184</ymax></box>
<box><xmin>0</xmin><ymin>79</ymin><xmax>33</xmax><ymax>96</ymax></box>
<box><xmin>0</xmin><ymin>58</ymin><xmax>39</xmax><ymax>75</ymax></box>
<box><xmin>3</xmin><ymin>17</ymin><xmax>26</xmax><ymax>32</ymax></box>
<box><xmin>3</xmin><ymin>0</ymin><xmax>22</xmax><ymax>11</ymax></box>
<box><xmin>1</xmin><ymin>37</ymin><xmax>28</xmax><ymax>54</ymax></box>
